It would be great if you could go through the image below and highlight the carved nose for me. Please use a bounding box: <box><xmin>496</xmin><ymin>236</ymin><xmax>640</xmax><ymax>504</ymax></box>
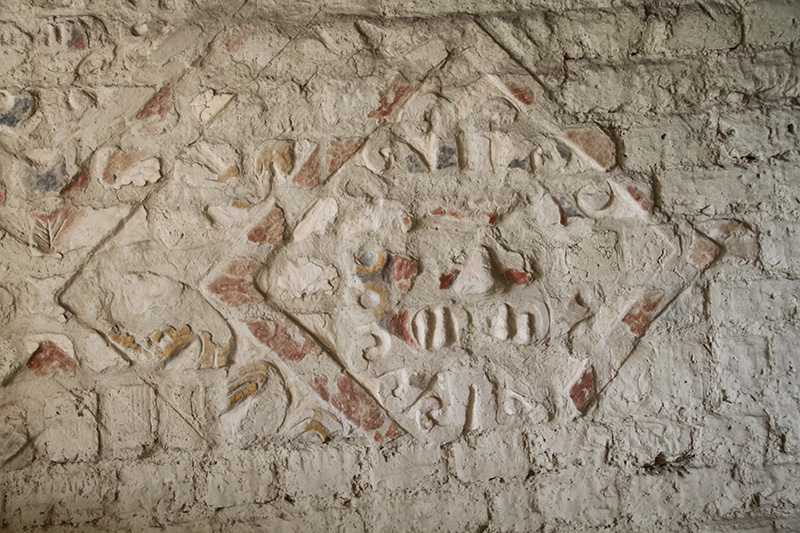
<box><xmin>451</xmin><ymin>247</ymin><xmax>495</xmax><ymax>296</ymax></box>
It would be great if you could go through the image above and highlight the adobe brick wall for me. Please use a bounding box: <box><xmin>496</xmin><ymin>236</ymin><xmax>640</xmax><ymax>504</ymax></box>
<box><xmin>0</xmin><ymin>1</ymin><xmax>798</xmax><ymax>531</ymax></box>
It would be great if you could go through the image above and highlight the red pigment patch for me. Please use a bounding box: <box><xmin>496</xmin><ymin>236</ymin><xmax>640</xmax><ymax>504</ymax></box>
<box><xmin>331</xmin><ymin>375</ymin><xmax>386</xmax><ymax>431</ymax></box>
<box><xmin>31</xmin><ymin>205</ymin><xmax>78</xmax><ymax>226</ymax></box>
<box><xmin>384</xmin><ymin>421</ymin><xmax>405</xmax><ymax>440</ymax></box>
<box><xmin>384</xmin><ymin>309</ymin><xmax>417</xmax><ymax>350</ymax></box>
<box><xmin>439</xmin><ymin>270</ymin><xmax>460</xmax><ymax>290</ymax></box>
<box><xmin>103</xmin><ymin>150</ymin><xmax>146</xmax><ymax>185</ymax></box>
<box><xmin>31</xmin><ymin>204</ymin><xmax>82</xmax><ymax>251</ymax></box>
<box><xmin>208</xmin><ymin>259</ymin><xmax>261</xmax><ymax>306</ymax></box>
<box><xmin>368</xmin><ymin>73</ymin><xmax>412</xmax><ymax>122</ymax></box>
<box><xmin>432</xmin><ymin>198</ymin><xmax>513</xmax><ymax>226</ymax></box>
<box><xmin>429</xmin><ymin>207</ymin><xmax>467</xmax><ymax>220</ymax></box>
<box><xmin>621</xmin><ymin>291</ymin><xmax>664</xmax><ymax>336</ymax></box>
<box><xmin>247</xmin><ymin>206</ymin><xmax>284</xmax><ymax>244</ymax></box>
<box><xmin>625</xmin><ymin>185</ymin><xmax>653</xmax><ymax>213</ymax></box>
<box><xmin>60</xmin><ymin>170</ymin><xmax>90</xmax><ymax>195</ymax></box>
<box><xmin>505</xmin><ymin>81</ymin><xmax>533</xmax><ymax>105</ymax></box>
<box><xmin>292</xmin><ymin>146</ymin><xmax>321</xmax><ymax>189</ymax></box>
<box><xmin>688</xmin><ymin>232</ymin><xmax>720</xmax><ymax>269</ymax></box>
<box><xmin>311</xmin><ymin>375</ymin><xmax>330</xmax><ymax>402</ymax></box>
<box><xmin>386</xmin><ymin>254</ymin><xmax>418</xmax><ymax>292</ymax></box>
<box><xmin>136</xmin><ymin>86</ymin><xmax>173</xmax><ymax>122</ymax></box>
<box><xmin>326</xmin><ymin>139</ymin><xmax>362</xmax><ymax>174</ymax></box>
<box><xmin>565</xmin><ymin>129</ymin><xmax>616</xmax><ymax>170</ymax></box>
<box><xmin>569</xmin><ymin>366</ymin><xmax>594</xmax><ymax>413</ymax></box>
<box><xmin>248</xmin><ymin>320</ymin><xmax>320</xmax><ymax>362</ymax></box>
<box><xmin>208</xmin><ymin>276</ymin><xmax>255</xmax><ymax>305</ymax></box>
<box><xmin>224</xmin><ymin>258</ymin><xmax>259</xmax><ymax>277</ymax></box>
<box><xmin>69</xmin><ymin>24</ymin><xmax>87</xmax><ymax>50</ymax></box>
<box><xmin>505</xmin><ymin>268</ymin><xmax>531</xmax><ymax>285</ymax></box>
<box><xmin>27</xmin><ymin>341</ymin><xmax>77</xmax><ymax>377</ymax></box>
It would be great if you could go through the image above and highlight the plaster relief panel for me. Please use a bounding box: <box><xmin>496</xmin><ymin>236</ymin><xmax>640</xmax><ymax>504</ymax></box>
<box><xmin>0</xmin><ymin>3</ymin><xmax>793</xmax><ymax>530</ymax></box>
<box><xmin>0</xmin><ymin>15</ymin><xmax>720</xmax><ymax>451</ymax></box>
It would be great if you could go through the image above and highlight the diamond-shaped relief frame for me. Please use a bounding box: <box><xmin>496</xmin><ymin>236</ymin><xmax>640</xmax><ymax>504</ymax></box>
<box><xmin>238</xmin><ymin>68</ymin><xmax>720</xmax><ymax>443</ymax></box>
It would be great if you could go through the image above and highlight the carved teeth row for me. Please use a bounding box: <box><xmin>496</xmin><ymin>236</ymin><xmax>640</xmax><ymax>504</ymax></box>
<box><xmin>490</xmin><ymin>304</ymin><xmax>535</xmax><ymax>345</ymax></box>
<box><xmin>412</xmin><ymin>307</ymin><xmax>459</xmax><ymax>351</ymax></box>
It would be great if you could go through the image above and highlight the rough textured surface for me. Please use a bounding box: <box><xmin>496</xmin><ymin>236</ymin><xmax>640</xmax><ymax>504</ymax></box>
<box><xmin>0</xmin><ymin>0</ymin><xmax>798</xmax><ymax>531</ymax></box>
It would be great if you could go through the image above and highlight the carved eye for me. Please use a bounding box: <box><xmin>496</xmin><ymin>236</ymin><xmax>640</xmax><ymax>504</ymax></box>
<box><xmin>355</xmin><ymin>250</ymin><xmax>387</xmax><ymax>275</ymax></box>
<box><xmin>360</xmin><ymin>283</ymin><xmax>387</xmax><ymax>320</ymax></box>
<box><xmin>360</xmin><ymin>288</ymin><xmax>380</xmax><ymax>309</ymax></box>
<box><xmin>577</xmin><ymin>180</ymin><xmax>613</xmax><ymax>214</ymax></box>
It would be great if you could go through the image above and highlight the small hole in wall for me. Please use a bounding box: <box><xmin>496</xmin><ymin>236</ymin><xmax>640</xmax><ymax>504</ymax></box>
<box><xmin>660</xmin><ymin>134</ymin><xmax>666</xmax><ymax>140</ymax></box>
<box><xmin>788</xmin><ymin>124</ymin><xmax>795</xmax><ymax>135</ymax></box>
